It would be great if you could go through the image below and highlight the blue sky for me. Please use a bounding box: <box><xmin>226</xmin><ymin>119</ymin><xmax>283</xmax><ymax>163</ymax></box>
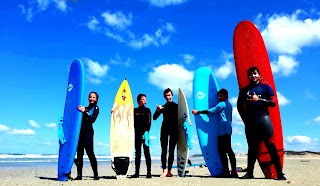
<box><xmin>1</xmin><ymin>0</ymin><xmax>320</xmax><ymax>156</ymax></box>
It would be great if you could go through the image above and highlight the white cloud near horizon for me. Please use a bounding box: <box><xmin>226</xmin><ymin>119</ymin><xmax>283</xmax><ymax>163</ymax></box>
<box><xmin>0</xmin><ymin>124</ymin><xmax>10</xmax><ymax>132</ymax></box>
<box><xmin>45</xmin><ymin>123</ymin><xmax>57</xmax><ymax>129</ymax></box>
<box><xmin>148</xmin><ymin>64</ymin><xmax>194</xmax><ymax>97</ymax></box>
<box><xmin>28</xmin><ymin>120</ymin><xmax>41</xmax><ymax>128</ymax></box>
<box><xmin>82</xmin><ymin>58</ymin><xmax>109</xmax><ymax>84</ymax></box>
<box><xmin>8</xmin><ymin>129</ymin><xmax>35</xmax><ymax>136</ymax></box>
<box><xmin>277</xmin><ymin>91</ymin><xmax>290</xmax><ymax>106</ymax></box>
<box><xmin>232</xmin><ymin>107</ymin><xmax>243</xmax><ymax>125</ymax></box>
<box><xmin>147</xmin><ymin>0</ymin><xmax>188</xmax><ymax>7</ymax></box>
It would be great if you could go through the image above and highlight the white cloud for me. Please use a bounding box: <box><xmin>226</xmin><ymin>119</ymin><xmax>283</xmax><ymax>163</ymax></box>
<box><xmin>214</xmin><ymin>52</ymin><xmax>234</xmax><ymax>79</ymax></box>
<box><xmin>147</xmin><ymin>0</ymin><xmax>188</xmax><ymax>7</ymax></box>
<box><xmin>180</xmin><ymin>54</ymin><xmax>194</xmax><ymax>64</ymax></box>
<box><xmin>37</xmin><ymin>0</ymin><xmax>50</xmax><ymax>11</ymax></box>
<box><xmin>314</xmin><ymin>116</ymin><xmax>320</xmax><ymax>122</ymax></box>
<box><xmin>271</xmin><ymin>55</ymin><xmax>298</xmax><ymax>77</ymax></box>
<box><xmin>229</xmin><ymin>97</ymin><xmax>238</xmax><ymax>106</ymax></box>
<box><xmin>53</xmin><ymin>0</ymin><xmax>67</xmax><ymax>12</ymax></box>
<box><xmin>28</xmin><ymin>120</ymin><xmax>41</xmax><ymax>128</ymax></box>
<box><xmin>276</xmin><ymin>91</ymin><xmax>290</xmax><ymax>106</ymax></box>
<box><xmin>45</xmin><ymin>123</ymin><xmax>57</xmax><ymax>129</ymax></box>
<box><xmin>8</xmin><ymin>129</ymin><xmax>35</xmax><ymax>136</ymax></box>
<box><xmin>105</xmin><ymin>30</ymin><xmax>125</xmax><ymax>43</ymax></box>
<box><xmin>110</xmin><ymin>54</ymin><xmax>132</xmax><ymax>67</ymax></box>
<box><xmin>102</xmin><ymin>11</ymin><xmax>132</xmax><ymax>30</ymax></box>
<box><xmin>87</xmin><ymin>16</ymin><xmax>100</xmax><ymax>31</ymax></box>
<box><xmin>18</xmin><ymin>5</ymin><xmax>34</xmax><ymax>22</ymax></box>
<box><xmin>232</xmin><ymin>127</ymin><xmax>243</xmax><ymax>135</ymax></box>
<box><xmin>261</xmin><ymin>10</ymin><xmax>320</xmax><ymax>55</ymax></box>
<box><xmin>232</xmin><ymin>107</ymin><xmax>243</xmax><ymax>125</ymax></box>
<box><xmin>0</xmin><ymin>124</ymin><xmax>10</xmax><ymax>132</ymax></box>
<box><xmin>286</xmin><ymin>135</ymin><xmax>312</xmax><ymax>144</ymax></box>
<box><xmin>148</xmin><ymin>64</ymin><xmax>194</xmax><ymax>97</ymax></box>
<box><xmin>82</xmin><ymin>58</ymin><xmax>109</xmax><ymax>84</ymax></box>
<box><xmin>304</xmin><ymin>90</ymin><xmax>316</xmax><ymax>100</ymax></box>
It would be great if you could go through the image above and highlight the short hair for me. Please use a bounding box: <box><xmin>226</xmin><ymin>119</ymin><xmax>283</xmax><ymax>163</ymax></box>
<box><xmin>247</xmin><ymin>66</ymin><xmax>260</xmax><ymax>76</ymax></box>
<box><xmin>218</xmin><ymin>88</ymin><xmax>228</xmax><ymax>98</ymax></box>
<box><xmin>137</xmin><ymin>94</ymin><xmax>146</xmax><ymax>103</ymax></box>
<box><xmin>163</xmin><ymin>88</ymin><xmax>173</xmax><ymax>96</ymax></box>
<box><xmin>89</xmin><ymin>91</ymin><xmax>99</xmax><ymax>102</ymax></box>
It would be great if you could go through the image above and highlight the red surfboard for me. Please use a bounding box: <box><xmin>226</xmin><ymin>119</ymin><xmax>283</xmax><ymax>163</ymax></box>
<box><xmin>233</xmin><ymin>20</ymin><xmax>284</xmax><ymax>179</ymax></box>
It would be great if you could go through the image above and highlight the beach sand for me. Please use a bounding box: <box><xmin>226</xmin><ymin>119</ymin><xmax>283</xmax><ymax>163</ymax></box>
<box><xmin>1</xmin><ymin>156</ymin><xmax>320</xmax><ymax>186</ymax></box>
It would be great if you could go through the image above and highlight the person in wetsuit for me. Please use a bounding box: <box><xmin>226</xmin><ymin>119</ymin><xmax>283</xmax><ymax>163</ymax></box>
<box><xmin>237</xmin><ymin>67</ymin><xmax>286</xmax><ymax>180</ymax></box>
<box><xmin>153</xmin><ymin>88</ymin><xmax>178</xmax><ymax>177</ymax></box>
<box><xmin>74</xmin><ymin>91</ymin><xmax>99</xmax><ymax>180</ymax></box>
<box><xmin>131</xmin><ymin>94</ymin><xmax>152</xmax><ymax>178</ymax></box>
<box><xmin>192</xmin><ymin>88</ymin><xmax>238</xmax><ymax>178</ymax></box>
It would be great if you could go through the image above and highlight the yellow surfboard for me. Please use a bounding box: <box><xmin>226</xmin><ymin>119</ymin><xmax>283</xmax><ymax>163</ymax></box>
<box><xmin>110</xmin><ymin>79</ymin><xmax>134</xmax><ymax>178</ymax></box>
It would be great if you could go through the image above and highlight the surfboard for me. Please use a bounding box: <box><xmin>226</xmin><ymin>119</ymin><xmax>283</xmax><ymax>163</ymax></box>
<box><xmin>233</xmin><ymin>20</ymin><xmax>284</xmax><ymax>179</ymax></box>
<box><xmin>57</xmin><ymin>59</ymin><xmax>85</xmax><ymax>181</ymax></box>
<box><xmin>193</xmin><ymin>67</ymin><xmax>223</xmax><ymax>176</ymax></box>
<box><xmin>177</xmin><ymin>88</ymin><xmax>191</xmax><ymax>177</ymax></box>
<box><xmin>110</xmin><ymin>79</ymin><xmax>134</xmax><ymax>179</ymax></box>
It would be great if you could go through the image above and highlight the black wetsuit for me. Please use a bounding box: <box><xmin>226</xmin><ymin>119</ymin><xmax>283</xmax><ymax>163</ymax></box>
<box><xmin>134</xmin><ymin>106</ymin><xmax>152</xmax><ymax>175</ymax></box>
<box><xmin>153</xmin><ymin>101</ymin><xmax>178</xmax><ymax>170</ymax></box>
<box><xmin>76</xmin><ymin>103</ymin><xmax>99</xmax><ymax>178</ymax></box>
<box><xmin>237</xmin><ymin>83</ymin><xmax>283</xmax><ymax>177</ymax></box>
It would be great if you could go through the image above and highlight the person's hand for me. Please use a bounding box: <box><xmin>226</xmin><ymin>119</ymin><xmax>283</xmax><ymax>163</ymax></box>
<box><xmin>156</xmin><ymin>104</ymin><xmax>163</xmax><ymax>111</ymax></box>
<box><xmin>192</xmin><ymin>110</ymin><xmax>199</xmax><ymax>115</ymax></box>
<box><xmin>77</xmin><ymin>105</ymin><xmax>85</xmax><ymax>112</ymax></box>
<box><xmin>251</xmin><ymin>92</ymin><xmax>259</xmax><ymax>102</ymax></box>
<box><xmin>110</xmin><ymin>109</ymin><xmax>114</xmax><ymax>113</ymax></box>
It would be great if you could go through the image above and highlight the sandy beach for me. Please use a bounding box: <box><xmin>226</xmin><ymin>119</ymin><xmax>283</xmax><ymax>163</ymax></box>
<box><xmin>1</xmin><ymin>154</ymin><xmax>320</xmax><ymax>186</ymax></box>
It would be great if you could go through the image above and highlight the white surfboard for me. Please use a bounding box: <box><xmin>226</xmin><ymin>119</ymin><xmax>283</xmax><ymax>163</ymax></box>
<box><xmin>177</xmin><ymin>88</ymin><xmax>191</xmax><ymax>177</ymax></box>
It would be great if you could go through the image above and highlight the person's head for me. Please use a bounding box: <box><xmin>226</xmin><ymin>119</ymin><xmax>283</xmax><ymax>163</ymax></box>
<box><xmin>247</xmin><ymin>66</ymin><xmax>260</xmax><ymax>84</ymax></box>
<box><xmin>218</xmin><ymin>88</ymin><xmax>228</xmax><ymax>101</ymax></box>
<box><xmin>137</xmin><ymin>94</ymin><xmax>147</xmax><ymax>107</ymax></box>
<box><xmin>163</xmin><ymin>88</ymin><xmax>173</xmax><ymax>102</ymax></box>
<box><xmin>88</xmin><ymin>91</ymin><xmax>99</xmax><ymax>105</ymax></box>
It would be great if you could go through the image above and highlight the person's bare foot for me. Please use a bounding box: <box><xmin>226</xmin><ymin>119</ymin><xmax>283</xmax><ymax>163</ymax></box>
<box><xmin>160</xmin><ymin>170</ymin><xmax>167</xmax><ymax>178</ymax></box>
<box><xmin>166</xmin><ymin>171</ymin><xmax>173</xmax><ymax>177</ymax></box>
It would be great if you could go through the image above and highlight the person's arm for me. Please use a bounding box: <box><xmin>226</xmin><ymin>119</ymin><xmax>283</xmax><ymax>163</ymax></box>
<box><xmin>83</xmin><ymin>106</ymin><xmax>99</xmax><ymax>123</ymax></box>
<box><xmin>147</xmin><ymin>108</ymin><xmax>151</xmax><ymax>131</ymax></box>
<box><xmin>153</xmin><ymin>105</ymin><xmax>162</xmax><ymax>120</ymax></box>
<box><xmin>261</xmin><ymin>85</ymin><xmax>277</xmax><ymax>107</ymax></box>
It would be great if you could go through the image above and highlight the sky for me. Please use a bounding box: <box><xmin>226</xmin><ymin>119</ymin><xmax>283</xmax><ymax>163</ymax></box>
<box><xmin>1</xmin><ymin>0</ymin><xmax>320</xmax><ymax>156</ymax></box>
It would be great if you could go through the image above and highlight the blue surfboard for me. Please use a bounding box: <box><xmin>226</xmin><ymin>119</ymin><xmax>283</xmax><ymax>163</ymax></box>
<box><xmin>57</xmin><ymin>59</ymin><xmax>85</xmax><ymax>181</ymax></box>
<box><xmin>193</xmin><ymin>67</ymin><xmax>223</xmax><ymax>176</ymax></box>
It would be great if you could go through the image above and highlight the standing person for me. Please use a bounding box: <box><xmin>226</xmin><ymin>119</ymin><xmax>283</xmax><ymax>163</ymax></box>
<box><xmin>192</xmin><ymin>88</ymin><xmax>238</xmax><ymax>178</ymax></box>
<box><xmin>237</xmin><ymin>67</ymin><xmax>286</xmax><ymax>180</ymax></box>
<box><xmin>153</xmin><ymin>88</ymin><xmax>178</xmax><ymax>177</ymax></box>
<box><xmin>74</xmin><ymin>92</ymin><xmax>100</xmax><ymax>180</ymax></box>
<box><xmin>131</xmin><ymin>94</ymin><xmax>152</xmax><ymax>179</ymax></box>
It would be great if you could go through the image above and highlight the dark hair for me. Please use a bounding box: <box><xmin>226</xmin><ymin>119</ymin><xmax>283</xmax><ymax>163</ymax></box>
<box><xmin>218</xmin><ymin>88</ymin><xmax>228</xmax><ymax>98</ymax></box>
<box><xmin>247</xmin><ymin>66</ymin><xmax>260</xmax><ymax>76</ymax></box>
<box><xmin>163</xmin><ymin>88</ymin><xmax>173</xmax><ymax>96</ymax></box>
<box><xmin>137</xmin><ymin>94</ymin><xmax>146</xmax><ymax>103</ymax></box>
<box><xmin>89</xmin><ymin>91</ymin><xmax>99</xmax><ymax>103</ymax></box>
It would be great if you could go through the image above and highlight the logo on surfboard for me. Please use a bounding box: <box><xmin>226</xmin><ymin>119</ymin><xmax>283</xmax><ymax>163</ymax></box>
<box><xmin>195</xmin><ymin>91</ymin><xmax>206</xmax><ymax>100</ymax></box>
<box><xmin>67</xmin><ymin>84</ymin><xmax>74</xmax><ymax>92</ymax></box>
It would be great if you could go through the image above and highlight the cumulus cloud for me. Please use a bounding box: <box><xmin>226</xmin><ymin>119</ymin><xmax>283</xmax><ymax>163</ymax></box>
<box><xmin>148</xmin><ymin>64</ymin><xmax>193</xmax><ymax>97</ymax></box>
<box><xmin>180</xmin><ymin>54</ymin><xmax>194</xmax><ymax>64</ymax></box>
<box><xmin>276</xmin><ymin>91</ymin><xmax>290</xmax><ymax>106</ymax></box>
<box><xmin>45</xmin><ymin>123</ymin><xmax>57</xmax><ymax>129</ymax></box>
<box><xmin>82</xmin><ymin>58</ymin><xmax>109</xmax><ymax>84</ymax></box>
<box><xmin>271</xmin><ymin>55</ymin><xmax>298</xmax><ymax>77</ymax></box>
<box><xmin>28</xmin><ymin>120</ymin><xmax>41</xmax><ymax>128</ymax></box>
<box><xmin>102</xmin><ymin>11</ymin><xmax>132</xmax><ymax>30</ymax></box>
<box><xmin>260</xmin><ymin>10</ymin><xmax>320</xmax><ymax>55</ymax></box>
<box><xmin>229</xmin><ymin>97</ymin><xmax>238</xmax><ymax>106</ymax></box>
<box><xmin>214</xmin><ymin>52</ymin><xmax>235</xmax><ymax>79</ymax></box>
<box><xmin>110</xmin><ymin>54</ymin><xmax>133</xmax><ymax>67</ymax></box>
<box><xmin>8</xmin><ymin>129</ymin><xmax>35</xmax><ymax>136</ymax></box>
<box><xmin>0</xmin><ymin>124</ymin><xmax>10</xmax><ymax>132</ymax></box>
<box><xmin>87</xmin><ymin>16</ymin><xmax>100</xmax><ymax>31</ymax></box>
<box><xmin>232</xmin><ymin>107</ymin><xmax>243</xmax><ymax>125</ymax></box>
<box><xmin>147</xmin><ymin>0</ymin><xmax>188</xmax><ymax>7</ymax></box>
<box><xmin>314</xmin><ymin>116</ymin><xmax>320</xmax><ymax>122</ymax></box>
<box><xmin>286</xmin><ymin>135</ymin><xmax>313</xmax><ymax>144</ymax></box>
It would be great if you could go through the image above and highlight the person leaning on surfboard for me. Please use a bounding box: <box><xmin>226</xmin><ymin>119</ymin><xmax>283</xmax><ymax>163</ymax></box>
<box><xmin>237</xmin><ymin>67</ymin><xmax>286</xmax><ymax>180</ymax></box>
<box><xmin>131</xmin><ymin>93</ymin><xmax>152</xmax><ymax>179</ymax></box>
<box><xmin>153</xmin><ymin>88</ymin><xmax>178</xmax><ymax>177</ymax></box>
<box><xmin>192</xmin><ymin>88</ymin><xmax>238</xmax><ymax>178</ymax></box>
<box><xmin>74</xmin><ymin>91</ymin><xmax>100</xmax><ymax>180</ymax></box>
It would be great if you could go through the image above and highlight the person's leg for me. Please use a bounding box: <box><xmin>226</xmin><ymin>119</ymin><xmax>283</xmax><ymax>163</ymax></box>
<box><xmin>260</xmin><ymin>116</ymin><xmax>286</xmax><ymax>180</ymax></box>
<box><xmin>143</xmin><ymin>140</ymin><xmax>152</xmax><ymax>178</ymax></box>
<box><xmin>167</xmin><ymin>133</ymin><xmax>178</xmax><ymax>177</ymax></box>
<box><xmin>217</xmin><ymin>135</ymin><xmax>229</xmax><ymax>177</ymax></box>
<box><xmin>84</xmin><ymin>132</ymin><xmax>99</xmax><ymax>180</ymax></box>
<box><xmin>225</xmin><ymin>135</ymin><xmax>238</xmax><ymax>178</ymax></box>
<box><xmin>160</xmin><ymin>129</ymin><xmax>168</xmax><ymax>177</ymax></box>
<box><xmin>75</xmin><ymin>134</ymin><xmax>84</xmax><ymax>180</ymax></box>
<box><xmin>133</xmin><ymin>134</ymin><xmax>142</xmax><ymax>177</ymax></box>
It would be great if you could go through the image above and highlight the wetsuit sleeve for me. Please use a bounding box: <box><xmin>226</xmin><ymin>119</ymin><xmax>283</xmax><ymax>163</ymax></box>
<box><xmin>83</xmin><ymin>106</ymin><xmax>99</xmax><ymax>124</ymax></box>
<box><xmin>207</xmin><ymin>102</ymin><xmax>225</xmax><ymax>114</ymax></box>
<box><xmin>237</xmin><ymin>90</ymin><xmax>246</xmax><ymax>122</ymax></box>
<box><xmin>147</xmin><ymin>108</ymin><xmax>151</xmax><ymax>131</ymax></box>
<box><xmin>153</xmin><ymin>109</ymin><xmax>162</xmax><ymax>120</ymax></box>
<box><xmin>259</xmin><ymin>85</ymin><xmax>276</xmax><ymax>107</ymax></box>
